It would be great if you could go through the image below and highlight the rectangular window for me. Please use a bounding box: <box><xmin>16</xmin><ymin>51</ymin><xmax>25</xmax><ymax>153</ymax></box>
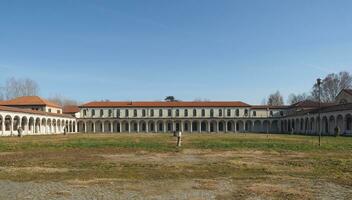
<box><xmin>125</xmin><ymin>109</ymin><xmax>129</xmax><ymax>117</ymax></box>
<box><xmin>116</xmin><ymin>109</ymin><xmax>120</xmax><ymax>117</ymax></box>
<box><xmin>227</xmin><ymin>109</ymin><xmax>231</xmax><ymax>117</ymax></box>
<box><xmin>150</xmin><ymin>109</ymin><xmax>154</xmax><ymax>117</ymax></box>
<box><xmin>159</xmin><ymin>109</ymin><xmax>163</xmax><ymax>117</ymax></box>
<box><xmin>184</xmin><ymin>109</ymin><xmax>188</xmax><ymax>117</ymax></box>
<box><xmin>48</xmin><ymin>109</ymin><xmax>52</xmax><ymax>113</ymax></box>
<box><xmin>168</xmin><ymin>109</ymin><xmax>172</xmax><ymax>117</ymax></box>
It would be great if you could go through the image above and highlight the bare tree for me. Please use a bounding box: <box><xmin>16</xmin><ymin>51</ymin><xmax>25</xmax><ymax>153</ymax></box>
<box><xmin>311</xmin><ymin>71</ymin><xmax>352</xmax><ymax>103</ymax></box>
<box><xmin>267</xmin><ymin>91</ymin><xmax>284</xmax><ymax>106</ymax></box>
<box><xmin>4</xmin><ymin>77</ymin><xmax>39</xmax><ymax>100</ymax></box>
<box><xmin>48</xmin><ymin>94</ymin><xmax>79</xmax><ymax>106</ymax></box>
<box><xmin>287</xmin><ymin>93</ymin><xmax>310</xmax><ymax>105</ymax></box>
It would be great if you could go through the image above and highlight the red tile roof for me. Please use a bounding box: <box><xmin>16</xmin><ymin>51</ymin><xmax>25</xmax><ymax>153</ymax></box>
<box><xmin>0</xmin><ymin>106</ymin><xmax>74</xmax><ymax>118</ymax></box>
<box><xmin>80</xmin><ymin>101</ymin><xmax>251</xmax><ymax>108</ymax></box>
<box><xmin>0</xmin><ymin>96</ymin><xmax>61</xmax><ymax>108</ymax></box>
<box><xmin>63</xmin><ymin>105</ymin><xmax>80</xmax><ymax>114</ymax></box>
<box><xmin>251</xmin><ymin>105</ymin><xmax>288</xmax><ymax>109</ymax></box>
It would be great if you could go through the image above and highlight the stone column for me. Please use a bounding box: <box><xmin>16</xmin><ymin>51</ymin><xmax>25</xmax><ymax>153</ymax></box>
<box><xmin>208</xmin><ymin>121</ymin><xmax>211</xmax><ymax>132</ymax></box>
<box><xmin>163</xmin><ymin>122</ymin><xmax>166</xmax><ymax>133</ymax></box>
<box><xmin>199</xmin><ymin>121</ymin><xmax>202</xmax><ymax>133</ymax></box>
<box><xmin>154</xmin><ymin>122</ymin><xmax>157</xmax><ymax>133</ymax></box>
<box><xmin>216</xmin><ymin>121</ymin><xmax>219</xmax><ymax>133</ymax></box>
<box><xmin>146</xmin><ymin>123</ymin><xmax>149</xmax><ymax>133</ymax></box>
<box><xmin>181</xmin><ymin>122</ymin><xmax>184</xmax><ymax>132</ymax></box>
<box><xmin>93</xmin><ymin>122</ymin><xmax>96</xmax><ymax>133</ymax></box>
<box><xmin>128</xmin><ymin>122</ymin><xmax>131</xmax><ymax>133</ymax></box>
<box><xmin>110</xmin><ymin>122</ymin><xmax>113</xmax><ymax>133</ymax></box>
<box><xmin>102</xmin><ymin>123</ymin><xmax>105</xmax><ymax>133</ymax></box>
<box><xmin>225</xmin><ymin>121</ymin><xmax>228</xmax><ymax>133</ymax></box>
<box><xmin>190</xmin><ymin>122</ymin><xmax>193</xmax><ymax>133</ymax></box>
<box><xmin>137</xmin><ymin>122</ymin><xmax>140</xmax><ymax>133</ymax></box>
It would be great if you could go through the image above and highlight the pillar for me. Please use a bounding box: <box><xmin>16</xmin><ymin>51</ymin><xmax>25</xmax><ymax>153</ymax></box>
<box><xmin>199</xmin><ymin>121</ymin><xmax>201</xmax><ymax>133</ymax></box>
<box><xmin>137</xmin><ymin>122</ymin><xmax>140</xmax><ymax>133</ymax></box>
<box><xmin>146</xmin><ymin>123</ymin><xmax>149</xmax><ymax>133</ymax></box>
<box><xmin>128</xmin><ymin>122</ymin><xmax>131</xmax><ymax>133</ymax></box>
<box><xmin>190</xmin><ymin>122</ymin><xmax>193</xmax><ymax>133</ymax></box>
<box><xmin>234</xmin><ymin>121</ymin><xmax>237</xmax><ymax>133</ymax></box>
<box><xmin>216</xmin><ymin>121</ymin><xmax>219</xmax><ymax>133</ymax></box>
<box><xmin>208</xmin><ymin>121</ymin><xmax>211</xmax><ymax>132</ymax></box>
<box><xmin>225</xmin><ymin>122</ymin><xmax>228</xmax><ymax>133</ymax></box>
<box><xmin>102</xmin><ymin>122</ymin><xmax>105</xmax><ymax>133</ymax></box>
<box><xmin>93</xmin><ymin>122</ymin><xmax>96</xmax><ymax>133</ymax></box>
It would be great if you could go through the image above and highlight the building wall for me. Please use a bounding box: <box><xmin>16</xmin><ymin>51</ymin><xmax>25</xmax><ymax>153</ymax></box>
<box><xmin>336</xmin><ymin>91</ymin><xmax>352</xmax><ymax>104</ymax></box>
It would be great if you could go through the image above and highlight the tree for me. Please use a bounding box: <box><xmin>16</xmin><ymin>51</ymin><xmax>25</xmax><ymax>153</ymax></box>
<box><xmin>165</xmin><ymin>96</ymin><xmax>177</xmax><ymax>102</ymax></box>
<box><xmin>311</xmin><ymin>71</ymin><xmax>352</xmax><ymax>103</ymax></box>
<box><xmin>48</xmin><ymin>94</ymin><xmax>79</xmax><ymax>106</ymax></box>
<box><xmin>287</xmin><ymin>93</ymin><xmax>310</xmax><ymax>105</ymax></box>
<box><xmin>4</xmin><ymin>77</ymin><xmax>39</xmax><ymax>100</ymax></box>
<box><xmin>267</xmin><ymin>91</ymin><xmax>284</xmax><ymax>106</ymax></box>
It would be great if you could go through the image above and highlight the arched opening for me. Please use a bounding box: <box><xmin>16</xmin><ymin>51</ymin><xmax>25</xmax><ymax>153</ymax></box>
<box><xmin>192</xmin><ymin>121</ymin><xmax>198</xmax><ymax>132</ymax></box>
<box><xmin>218</xmin><ymin>121</ymin><xmax>225</xmax><ymax>132</ymax></box>
<box><xmin>13</xmin><ymin>116</ymin><xmax>20</xmax><ymax>131</ymax></box>
<box><xmin>227</xmin><ymin>121</ymin><xmax>234</xmax><ymax>132</ymax></box>
<box><xmin>329</xmin><ymin>116</ymin><xmax>335</xmax><ymax>135</ymax></box>
<box><xmin>167</xmin><ymin>121</ymin><xmax>173</xmax><ymax>132</ymax></box>
<box><xmin>201</xmin><ymin>121</ymin><xmax>207</xmax><ymax>132</ymax></box>
<box><xmin>95</xmin><ymin>121</ymin><xmax>102</xmax><ymax>132</ymax></box>
<box><xmin>346</xmin><ymin>114</ymin><xmax>352</xmax><ymax>133</ymax></box>
<box><xmin>336</xmin><ymin>115</ymin><xmax>344</xmax><ymax>134</ymax></box>
<box><xmin>322</xmin><ymin>116</ymin><xmax>328</xmax><ymax>135</ymax></box>
<box><xmin>0</xmin><ymin>115</ymin><xmax>3</xmax><ymax>132</ymax></box>
<box><xmin>245</xmin><ymin>121</ymin><xmax>252</xmax><ymax>132</ymax></box>
<box><xmin>210</xmin><ymin>121</ymin><xmax>217</xmax><ymax>132</ymax></box>
<box><xmin>148</xmin><ymin>121</ymin><xmax>155</xmax><ymax>132</ymax></box>
<box><xmin>157</xmin><ymin>121</ymin><xmax>163</xmax><ymax>132</ymax></box>
<box><xmin>183</xmin><ymin>121</ymin><xmax>190</xmax><ymax>132</ymax></box>
<box><xmin>253</xmin><ymin>120</ymin><xmax>262</xmax><ymax>133</ymax></box>
<box><xmin>104</xmin><ymin>121</ymin><xmax>111</xmax><ymax>132</ymax></box>
<box><xmin>131</xmin><ymin>121</ymin><xmax>138</xmax><ymax>132</ymax></box>
<box><xmin>5</xmin><ymin>116</ymin><xmax>11</xmax><ymax>132</ymax></box>
<box><xmin>271</xmin><ymin>120</ymin><xmax>279</xmax><ymax>133</ymax></box>
<box><xmin>263</xmin><ymin>120</ymin><xmax>270</xmax><ymax>133</ymax></box>
<box><xmin>175</xmin><ymin>121</ymin><xmax>180</xmax><ymax>131</ymax></box>
<box><xmin>113</xmin><ymin>121</ymin><xmax>120</xmax><ymax>132</ymax></box>
<box><xmin>236</xmin><ymin>121</ymin><xmax>244</xmax><ymax>132</ymax></box>
<box><xmin>21</xmin><ymin>116</ymin><xmax>28</xmax><ymax>132</ymax></box>
<box><xmin>140</xmin><ymin>121</ymin><xmax>147</xmax><ymax>132</ymax></box>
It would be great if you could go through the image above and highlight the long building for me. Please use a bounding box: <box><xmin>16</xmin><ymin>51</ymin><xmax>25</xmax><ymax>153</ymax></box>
<box><xmin>0</xmin><ymin>89</ymin><xmax>352</xmax><ymax>136</ymax></box>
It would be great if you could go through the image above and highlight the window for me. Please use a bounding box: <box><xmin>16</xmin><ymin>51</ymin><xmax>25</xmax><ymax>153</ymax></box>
<box><xmin>253</xmin><ymin>111</ymin><xmax>256</xmax><ymax>117</ymax></box>
<box><xmin>142</xmin><ymin>109</ymin><xmax>146</xmax><ymax>117</ymax></box>
<box><xmin>270</xmin><ymin>111</ymin><xmax>273</xmax><ymax>116</ymax></box>
<box><xmin>159</xmin><ymin>109</ymin><xmax>163</xmax><ymax>117</ymax></box>
<box><xmin>134</xmin><ymin>109</ymin><xmax>137</xmax><ymax>117</ymax></box>
<box><xmin>227</xmin><ymin>109</ymin><xmax>231</xmax><ymax>117</ymax></box>
<box><xmin>210</xmin><ymin>109</ymin><xmax>214</xmax><ymax>117</ymax></box>
<box><xmin>150</xmin><ymin>109</ymin><xmax>154</xmax><ymax>117</ymax></box>
<box><xmin>100</xmin><ymin>109</ymin><xmax>104</xmax><ymax>117</ymax></box>
<box><xmin>48</xmin><ymin>109</ymin><xmax>52</xmax><ymax>113</ymax></box>
<box><xmin>244</xmin><ymin>109</ymin><xmax>248</xmax><ymax>116</ymax></box>
<box><xmin>109</xmin><ymin>109</ymin><xmax>112</xmax><ymax>117</ymax></box>
<box><xmin>176</xmin><ymin>109</ymin><xmax>179</xmax><ymax>117</ymax></box>
<box><xmin>280</xmin><ymin>111</ymin><xmax>284</xmax><ymax>116</ymax></box>
<box><xmin>116</xmin><ymin>109</ymin><xmax>120</xmax><ymax>117</ymax></box>
<box><xmin>219</xmin><ymin>109</ymin><xmax>223</xmax><ymax>117</ymax></box>
<box><xmin>125</xmin><ymin>109</ymin><xmax>129</xmax><ymax>117</ymax></box>
<box><xmin>202</xmin><ymin>109</ymin><xmax>205</xmax><ymax>117</ymax></box>
<box><xmin>92</xmin><ymin>109</ymin><xmax>95</xmax><ymax>116</ymax></box>
<box><xmin>235</xmin><ymin>109</ymin><xmax>239</xmax><ymax>116</ymax></box>
<box><xmin>193</xmin><ymin>109</ymin><xmax>197</xmax><ymax>117</ymax></box>
<box><xmin>83</xmin><ymin>110</ymin><xmax>87</xmax><ymax>116</ymax></box>
<box><xmin>57</xmin><ymin>110</ymin><xmax>60</xmax><ymax>114</ymax></box>
<box><xmin>168</xmin><ymin>109</ymin><xmax>172</xmax><ymax>117</ymax></box>
<box><xmin>184</xmin><ymin>109</ymin><xmax>188</xmax><ymax>117</ymax></box>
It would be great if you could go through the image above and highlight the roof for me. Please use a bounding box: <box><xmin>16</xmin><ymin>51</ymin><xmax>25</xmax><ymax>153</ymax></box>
<box><xmin>80</xmin><ymin>101</ymin><xmax>251</xmax><ymax>108</ymax></box>
<box><xmin>0</xmin><ymin>106</ymin><xmax>73</xmax><ymax>118</ymax></box>
<box><xmin>63</xmin><ymin>105</ymin><xmax>80</xmax><ymax>114</ymax></box>
<box><xmin>343</xmin><ymin>89</ymin><xmax>352</xmax><ymax>96</ymax></box>
<box><xmin>289</xmin><ymin>100</ymin><xmax>335</xmax><ymax>108</ymax></box>
<box><xmin>0</xmin><ymin>96</ymin><xmax>61</xmax><ymax>109</ymax></box>
<box><xmin>250</xmin><ymin>105</ymin><xmax>288</xmax><ymax>109</ymax></box>
<box><xmin>286</xmin><ymin>103</ymin><xmax>352</xmax><ymax>117</ymax></box>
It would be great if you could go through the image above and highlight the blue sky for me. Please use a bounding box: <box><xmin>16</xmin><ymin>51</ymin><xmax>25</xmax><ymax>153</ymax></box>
<box><xmin>0</xmin><ymin>0</ymin><xmax>351</xmax><ymax>104</ymax></box>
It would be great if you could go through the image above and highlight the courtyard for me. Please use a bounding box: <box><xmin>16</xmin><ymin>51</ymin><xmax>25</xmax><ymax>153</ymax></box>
<box><xmin>0</xmin><ymin>133</ymin><xmax>352</xmax><ymax>199</ymax></box>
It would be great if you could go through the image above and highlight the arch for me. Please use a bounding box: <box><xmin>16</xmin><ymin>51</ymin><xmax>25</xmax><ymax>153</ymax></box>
<box><xmin>271</xmin><ymin>120</ymin><xmax>279</xmax><ymax>133</ymax></box>
<box><xmin>52</xmin><ymin>119</ymin><xmax>57</xmax><ymax>133</ymax></box>
<box><xmin>236</xmin><ymin>120</ymin><xmax>244</xmax><ymax>132</ymax></box>
<box><xmin>157</xmin><ymin>121</ymin><xmax>164</xmax><ymax>132</ymax></box>
<box><xmin>113</xmin><ymin>121</ymin><xmax>121</xmax><ymax>132</ymax></box>
<box><xmin>245</xmin><ymin>120</ymin><xmax>253</xmax><ymax>132</ymax></box>
<box><xmin>227</xmin><ymin>121</ymin><xmax>234</xmax><ymax>132</ymax></box>
<box><xmin>140</xmin><ymin>121</ymin><xmax>147</xmax><ymax>132</ymax></box>
<box><xmin>322</xmin><ymin>116</ymin><xmax>329</xmax><ymax>135</ymax></box>
<box><xmin>183</xmin><ymin>121</ymin><xmax>191</xmax><ymax>132</ymax></box>
<box><xmin>21</xmin><ymin>116</ymin><xmax>28</xmax><ymax>132</ymax></box>
<box><xmin>47</xmin><ymin>119</ymin><xmax>52</xmax><ymax>133</ymax></box>
<box><xmin>35</xmin><ymin>118</ymin><xmax>40</xmax><ymax>133</ymax></box>
<box><xmin>345</xmin><ymin>114</ymin><xmax>352</xmax><ymax>133</ymax></box>
<box><xmin>41</xmin><ymin>118</ymin><xmax>47</xmax><ymax>133</ymax></box>
<box><xmin>104</xmin><ymin>120</ymin><xmax>111</xmax><ymax>133</ymax></box>
<box><xmin>5</xmin><ymin>115</ymin><xmax>11</xmax><ymax>132</ymax></box>
<box><xmin>86</xmin><ymin>120</ymin><xmax>94</xmax><ymax>132</ymax></box>
<box><xmin>166</xmin><ymin>121</ymin><xmax>173</xmax><ymax>132</ymax></box>
<box><xmin>192</xmin><ymin>121</ymin><xmax>199</xmax><ymax>132</ymax></box>
<box><xmin>0</xmin><ymin>115</ymin><xmax>3</xmax><ymax>132</ymax></box>
<box><xmin>263</xmin><ymin>120</ymin><xmax>270</xmax><ymax>133</ymax></box>
<box><xmin>95</xmin><ymin>121</ymin><xmax>103</xmax><ymax>132</ymax></box>
<box><xmin>210</xmin><ymin>120</ymin><xmax>217</xmax><ymax>132</ymax></box>
<box><xmin>336</xmin><ymin>115</ymin><xmax>344</xmax><ymax>135</ymax></box>
<box><xmin>218</xmin><ymin>121</ymin><xmax>225</xmax><ymax>132</ymax></box>
<box><xmin>148</xmin><ymin>121</ymin><xmax>155</xmax><ymax>132</ymax></box>
<box><xmin>122</xmin><ymin>121</ymin><xmax>129</xmax><ymax>132</ymax></box>
<box><xmin>201</xmin><ymin>121</ymin><xmax>207</xmax><ymax>132</ymax></box>
<box><xmin>328</xmin><ymin>115</ymin><xmax>336</xmax><ymax>135</ymax></box>
<box><xmin>13</xmin><ymin>116</ymin><xmax>20</xmax><ymax>131</ymax></box>
<box><xmin>175</xmin><ymin>121</ymin><xmax>181</xmax><ymax>131</ymax></box>
<box><xmin>310</xmin><ymin>117</ymin><xmax>315</xmax><ymax>135</ymax></box>
<box><xmin>253</xmin><ymin>120</ymin><xmax>262</xmax><ymax>133</ymax></box>
<box><xmin>131</xmin><ymin>121</ymin><xmax>138</xmax><ymax>132</ymax></box>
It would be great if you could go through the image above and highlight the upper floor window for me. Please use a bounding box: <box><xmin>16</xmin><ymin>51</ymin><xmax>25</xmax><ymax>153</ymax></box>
<box><xmin>108</xmin><ymin>109</ymin><xmax>112</xmax><ymax>117</ymax></box>
<box><xmin>235</xmin><ymin>109</ymin><xmax>239</xmax><ymax>116</ymax></box>
<box><xmin>210</xmin><ymin>109</ymin><xmax>214</xmax><ymax>117</ymax></box>
<box><xmin>270</xmin><ymin>111</ymin><xmax>273</xmax><ymax>116</ymax></box>
<box><xmin>168</xmin><ymin>109</ymin><xmax>172</xmax><ymax>117</ymax></box>
<box><xmin>244</xmin><ymin>109</ymin><xmax>248</xmax><ymax>116</ymax></box>
<box><xmin>193</xmin><ymin>109</ymin><xmax>197</xmax><ymax>117</ymax></box>
<box><xmin>134</xmin><ymin>109</ymin><xmax>138</xmax><ymax>117</ymax></box>
<box><xmin>125</xmin><ymin>109</ymin><xmax>129</xmax><ymax>117</ymax></box>
<box><xmin>116</xmin><ymin>109</ymin><xmax>120</xmax><ymax>117</ymax></box>
<box><xmin>227</xmin><ymin>109</ymin><xmax>231</xmax><ymax>117</ymax></box>
<box><xmin>92</xmin><ymin>109</ymin><xmax>95</xmax><ymax>116</ymax></box>
<box><xmin>159</xmin><ymin>109</ymin><xmax>163</xmax><ymax>117</ymax></box>
<box><xmin>150</xmin><ymin>109</ymin><xmax>154</xmax><ymax>117</ymax></box>
<box><xmin>252</xmin><ymin>111</ymin><xmax>256</xmax><ymax>117</ymax></box>
<box><xmin>184</xmin><ymin>109</ymin><xmax>188</xmax><ymax>117</ymax></box>
<box><xmin>201</xmin><ymin>109</ymin><xmax>205</xmax><ymax>117</ymax></box>
<box><xmin>176</xmin><ymin>109</ymin><xmax>179</xmax><ymax>117</ymax></box>
<box><xmin>100</xmin><ymin>109</ymin><xmax>104</xmax><ymax>117</ymax></box>
<box><xmin>83</xmin><ymin>110</ymin><xmax>87</xmax><ymax>116</ymax></box>
<box><xmin>48</xmin><ymin>109</ymin><xmax>52</xmax><ymax>113</ymax></box>
<box><xmin>219</xmin><ymin>109</ymin><xmax>223</xmax><ymax>117</ymax></box>
<box><xmin>280</xmin><ymin>111</ymin><xmax>284</xmax><ymax>116</ymax></box>
<box><xmin>142</xmin><ymin>109</ymin><xmax>146</xmax><ymax>117</ymax></box>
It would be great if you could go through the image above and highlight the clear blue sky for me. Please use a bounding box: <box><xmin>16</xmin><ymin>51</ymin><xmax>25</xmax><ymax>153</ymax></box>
<box><xmin>0</xmin><ymin>0</ymin><xmax>351</xmax><ymax>104</ymax></box>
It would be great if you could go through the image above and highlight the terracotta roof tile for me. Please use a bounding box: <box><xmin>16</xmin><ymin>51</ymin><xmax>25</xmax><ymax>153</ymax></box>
<box><xmin>250</xmin><ymin>105</ymin><xmax>288</xmax><ymax>109</ymax></box>
<box><xmin>63</xmin><ymin>105</ymin><xmax>80</xmax><ymax>114</ymax></box>
<box><xmin>0</xmin><ymin>106</ymin><xmax>74</xmax><ymax>118</ymax></box>
<box><xmin>0</xmin><ymin>96</ymin><xmax>61</xmax><ymax>108</ymax></box>
<box><xmin>80</xmin><ymin>101</ymin><xmax>251</xmax><ymax>108</ymax></box>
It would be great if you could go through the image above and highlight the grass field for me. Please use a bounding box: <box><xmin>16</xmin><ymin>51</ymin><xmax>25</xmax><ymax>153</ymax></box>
<box><xmin>0</xmin><ymin>133</ymin><xmax>352</xmax><ymax>199</ymax></box>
